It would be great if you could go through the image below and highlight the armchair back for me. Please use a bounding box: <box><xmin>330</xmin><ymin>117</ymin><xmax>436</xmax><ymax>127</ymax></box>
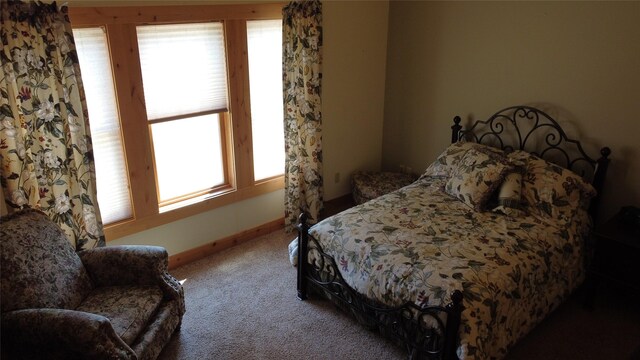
<box><xmin>0</xmin><ymin>209</ymin><xmax>93</xmax><ymax>313</ymax></box>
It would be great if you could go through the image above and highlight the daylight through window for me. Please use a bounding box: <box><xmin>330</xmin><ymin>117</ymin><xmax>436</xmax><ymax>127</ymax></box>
<box><xmin>69</xmin><ymin>4</ymin><xmax>285</xmax><ymax>239</ymax></box>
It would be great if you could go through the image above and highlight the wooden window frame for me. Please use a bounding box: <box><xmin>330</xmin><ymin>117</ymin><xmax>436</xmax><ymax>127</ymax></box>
<box><xmin>69</xmin><ymin>3</ymin><xmax>285</xmax><ymax>240</ymax></box>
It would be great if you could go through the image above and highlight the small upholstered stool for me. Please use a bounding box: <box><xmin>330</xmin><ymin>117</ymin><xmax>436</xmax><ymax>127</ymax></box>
<box><xmin>351</xmin><ymin>171</ymin><xmax>418</xmax><ymax>205</ymax></box>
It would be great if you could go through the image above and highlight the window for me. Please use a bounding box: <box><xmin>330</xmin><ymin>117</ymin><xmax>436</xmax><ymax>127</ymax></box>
<box><xmin>68</xmin><ymin>4</ymin><xmax>285</xmax><ymax>239</ymax></box>
<box><xmin>247</xmin><ymin>20</ymin><xmax>285</xmax><ymax>181</ymax></box>
<box><xmin>137</xmin><ymin>23</ymin><xmax>229</xmax><ymax>205</ymax></box>
<box><xmin>73</xmin><ymin>27</ymin><xmax>132</xmax><ymax>224</ymax></box>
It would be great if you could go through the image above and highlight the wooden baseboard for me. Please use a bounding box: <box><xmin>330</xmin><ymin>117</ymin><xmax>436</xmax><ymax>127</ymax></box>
<box><xmin>168</xmin><ymin>217</ymin><xmax>285</xmax><ymax>270</ymax></box>
<box><xmin>167</xmin><ymin>194</ymin><xmax>353</xmax><ymax>270</ymax></box>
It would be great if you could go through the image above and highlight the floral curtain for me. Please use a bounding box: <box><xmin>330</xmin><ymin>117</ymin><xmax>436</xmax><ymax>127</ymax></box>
<box><xmin>0</xmin><ymin>0</ymin><xmax>105</xmax><ymax>250</ymax></box>
<box><xmin>283</xmin><ymin>0</ymin><xmax>323</xmax><ymax>230</ymax></box>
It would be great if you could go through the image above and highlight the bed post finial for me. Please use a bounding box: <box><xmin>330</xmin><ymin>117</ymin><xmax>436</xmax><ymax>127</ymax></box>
<box><xmin>451</xmin><ymin>116</ymin><xmax>462</xmax><ymax>144</ymax></box>
<box><xmin>297</xmin><ymin>212</ymin><xmax>310</xmax><ymax>301</ymax></box>
<box><xmin>443</xmin><ymin>290</ymin><xmax>464</xmax><ymax>360</ymax></box>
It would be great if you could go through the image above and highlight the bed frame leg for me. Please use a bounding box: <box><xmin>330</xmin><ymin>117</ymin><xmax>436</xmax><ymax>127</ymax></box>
<box><xmin>443</xmin><ymin>290</ymin><xmax>464</xmax><ymax>360</ymax></box>
<box><xmin>297</xmin><ymin>213</ymin><xmax>309</xmax><ymax>301</ymax></box>
<box><xmin>407</xmin><ymin>348</ymin><xmax>418</xmax><ymax>360</ymax></box>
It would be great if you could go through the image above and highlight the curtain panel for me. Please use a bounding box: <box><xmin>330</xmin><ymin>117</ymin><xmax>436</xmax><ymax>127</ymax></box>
<box><xmin>0</xmin><ymin>0</ymin><xmax>105</xmax><ymax>250</ymax></box>
<box><xmin>283</xmin><ymin>0</ymin><xmax>323</xmax><ymax>230</ymax></box>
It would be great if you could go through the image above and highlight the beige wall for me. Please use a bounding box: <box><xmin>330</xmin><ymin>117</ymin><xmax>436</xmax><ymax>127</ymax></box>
<box><xmin>109</xmin><ymin>190</ymin><xmax>284</xmax><ymax>255</ymax></box>
<box><xmin>322</xmin><ymin>1</ymin><xmax>389</xmax><ymax>200</ymax></box>
<box><xmin>383</xmin><ymin>1</ymin><xmax>640</xmax><ymax>222</ymax></box>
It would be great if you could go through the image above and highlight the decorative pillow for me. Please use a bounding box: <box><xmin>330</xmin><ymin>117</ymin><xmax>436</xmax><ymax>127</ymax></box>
<box><xmin>507</xmin><ymin>150</ymin><xmax>596</xmax><ymax>225</ymax></box>
<box><xmin>445</xmin><ymin>148</ymin><xmax>512</xmax><ymax>211</ymax></box>
<box><xmin>421</xmin><ymin>142</ymin><xmax>504</xmax><ymax>179</ymax></box>
<box><xmin>491</xmin><ymin>170</ymin><xmax>525</xmax><ymax>217</ymax></box>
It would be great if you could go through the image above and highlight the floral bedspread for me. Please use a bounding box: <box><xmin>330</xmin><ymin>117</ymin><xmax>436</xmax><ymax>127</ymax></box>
<box><xmin>308</xmin><ymin>176</ymin><xmax>589</xmax><ymax>359</ymax></box>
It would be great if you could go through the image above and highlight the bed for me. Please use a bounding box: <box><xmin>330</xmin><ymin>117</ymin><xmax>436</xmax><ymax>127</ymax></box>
<box><xmin>293</xmin><ymin>105</ymin><xmax>611</xmax><ymax>359</ymax></box>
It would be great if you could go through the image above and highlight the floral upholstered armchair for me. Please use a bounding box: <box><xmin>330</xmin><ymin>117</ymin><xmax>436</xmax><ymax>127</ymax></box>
<box><xmin>0</xmin><ymin>209</ymin><xmax>185</xmax><ymax>360</ymax></box>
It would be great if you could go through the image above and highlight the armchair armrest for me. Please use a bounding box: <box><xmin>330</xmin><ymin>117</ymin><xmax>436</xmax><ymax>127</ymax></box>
<box><xmin>1</xmin><ymin>308</ymin><xmax>136</xmax><ymax>360</ymax></box>
<box><xmin>79</xmin><ymin>245</ymin><xmax>168</xmax><ymax>286</ymax></box>
<box><xmin>79</xmin><ymin>246</ymin><xmax>185</xmax><ymax>314</ymax></box>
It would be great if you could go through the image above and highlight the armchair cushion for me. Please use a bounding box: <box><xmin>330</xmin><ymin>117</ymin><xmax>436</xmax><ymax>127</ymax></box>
<box><xmin>0</xmin><ymin>209</ymin><xmax>92</xmax><ymax>312</ymax></box>
<box><xmin>76</xmin><ymin>285</ymin><xmax>164</xmax><ymax>346</ymax></box>
<box><xmin>79</xmin><ymin>245</ymin><xmax>185</xmax><ymax>312</ymax></box>
<box><xmin>1</xmin><ymin>308</ymin><xmax>136</xmax><ymax>359</ymax></box>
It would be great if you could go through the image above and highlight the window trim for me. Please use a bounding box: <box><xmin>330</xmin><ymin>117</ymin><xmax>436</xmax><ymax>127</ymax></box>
<box><xmin>68</xmin><ymin>3</ymin><xmax>286</xmax><ymax>241</ymax></box>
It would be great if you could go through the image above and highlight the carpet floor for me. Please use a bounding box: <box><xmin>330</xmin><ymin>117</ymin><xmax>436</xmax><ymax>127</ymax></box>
<box><xmin>158</xmin><ymin>228</ymin><xmax>640</xmax><ymax>360</ymax></box>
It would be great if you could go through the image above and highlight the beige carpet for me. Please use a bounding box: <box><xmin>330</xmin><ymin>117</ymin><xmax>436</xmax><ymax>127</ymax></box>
<box><xmin>158</xmin><ymin>228</ymin><xmax>640</xmax><ymax>360</ymax></box>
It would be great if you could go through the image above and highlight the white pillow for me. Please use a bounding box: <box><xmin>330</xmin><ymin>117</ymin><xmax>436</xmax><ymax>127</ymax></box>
<box><xmin>288</xmin><ymin>238</ymin><xmax>298</xmax><ymax>266</ymax></box>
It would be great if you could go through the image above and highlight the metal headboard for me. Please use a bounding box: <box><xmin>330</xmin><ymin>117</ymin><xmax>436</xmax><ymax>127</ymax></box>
<box><xmin>450</xmin><ymin>105</ymin><xmax>610</xmax><ymax>220</ymax></box>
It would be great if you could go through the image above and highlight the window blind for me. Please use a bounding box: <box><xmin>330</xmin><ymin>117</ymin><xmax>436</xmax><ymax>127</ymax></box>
<box><xmin>73</xmin><ymin>27</ymin><xmax>133</xmax><ymax>225</ymax></box>
<box><xmin>247</xmin><ymin>19</ymin><xmax>285</xmax><ymax>181</ymax></box>
<box><xmin>136</xmin><ymin>23</ymin><xmax>229</xmax><ymax>121</ymax></box>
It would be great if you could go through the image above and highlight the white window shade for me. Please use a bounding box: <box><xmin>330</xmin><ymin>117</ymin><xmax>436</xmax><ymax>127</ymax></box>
<box><xmin>150</xmin><ymin>114</ymin><xmax>225</xmax><ymax>203</ymax></box>
<box><xmin>73</xmin><ymin>27</ymin><xmax>133</xmax><ymax>224</ymax></box>
<box><xmin>137</xmin><ymin>23</ymin><xmax>228</xmax><ymax>120</ymax></box>
<box><xmin>247</xmin><ymin>20</ymin><xmax>285</xmax><ymax>181</ymax></box>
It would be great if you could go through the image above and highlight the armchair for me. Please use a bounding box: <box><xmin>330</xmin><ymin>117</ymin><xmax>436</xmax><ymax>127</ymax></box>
<box><xmin>0</xmin><ymin>209</ymin><xmax>185</xmax><ymax>360</ymax></box>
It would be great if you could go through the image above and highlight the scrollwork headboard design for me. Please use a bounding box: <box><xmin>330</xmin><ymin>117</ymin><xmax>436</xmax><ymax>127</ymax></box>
<box><xmin>451</xmin><ymin>105</ymin><xmax>610</xmax><ymax>220</ymax></box>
